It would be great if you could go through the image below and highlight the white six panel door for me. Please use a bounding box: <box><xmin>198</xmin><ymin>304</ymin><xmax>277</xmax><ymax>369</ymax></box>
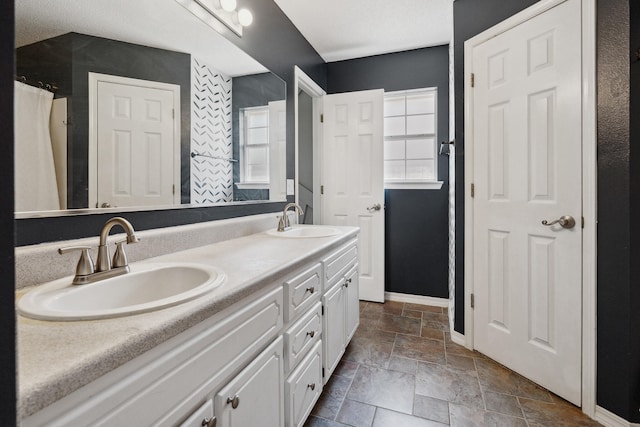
<box><xmin>322</xmin><ymin>90</ymin><xmax>385</xmax><ymax>302</ymax></box>
<box><xmin>97</xmin><ymin>78</ymin><xmax>178</xmax><ymax>208</ymax></box>
<box><xmin>471</xmin><ymin>0</ymin><xmax>582</xmax><ymax>404</ymax></box>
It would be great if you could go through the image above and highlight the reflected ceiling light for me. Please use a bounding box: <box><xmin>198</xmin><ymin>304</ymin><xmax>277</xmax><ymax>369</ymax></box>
<box><xmin>237</xmin><ymin>8</ymin><xmax>253</xmax><ymax>27</ymax></box>
<box><xmin>185</xmin><ymin>0</ymin><xmax>252</xmax><ymax>36</ymax></box>
<box><xmin>218</xmin><ymin>0</ymin><xmax>236</xmax><ymax>12</ymax></box>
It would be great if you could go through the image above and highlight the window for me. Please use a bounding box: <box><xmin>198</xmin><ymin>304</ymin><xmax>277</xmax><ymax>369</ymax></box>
<box><xmin>238</xmin><ymin>106</ymin><xmax>269</xmax><ymax>187</ymax></box>
<box><xmin>384</xmin><ymin>88</ymin><xmax>441</xmax><ymax>189</ymax></box>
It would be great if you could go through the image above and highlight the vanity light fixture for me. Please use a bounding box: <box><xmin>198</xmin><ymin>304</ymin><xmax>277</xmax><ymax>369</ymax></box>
<box><xmin>186</xmin><ymin>0</ymin><xmax>253</xmax><ymax>36</ymax></box>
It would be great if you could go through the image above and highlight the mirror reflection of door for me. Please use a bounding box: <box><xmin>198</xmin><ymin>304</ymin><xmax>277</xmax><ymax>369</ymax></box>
<box><xmin>297</xmin><ymin>90</ymin><xmax>314</xmax><ymax>223</ymax></box>
<box><xmin>90</xmin><ymin>73</ymin><xmax>180</xmax><ymax>208</ymax></box>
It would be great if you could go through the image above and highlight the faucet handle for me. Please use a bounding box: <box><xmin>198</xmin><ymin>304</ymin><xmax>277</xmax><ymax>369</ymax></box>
<box><xmin>112</xmin><ymin>240</ymin><xmax>129</xmax><ymax>268</ymax></box>
<box><xmin>58</xmin><ymin>246</ymin><xmax>95</xmax><ymax>276</ymax></box>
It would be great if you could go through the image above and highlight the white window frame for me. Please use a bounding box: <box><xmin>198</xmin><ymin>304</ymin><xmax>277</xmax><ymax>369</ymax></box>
<box><xmin>383</xmin><ymin>88</ymin><xmax>443</xmax><ymax>190</ymax></box>
<box><xmin>237</xmin><ymin>105</ymin><xmax>269</xmax><ymax>190</ymax></box>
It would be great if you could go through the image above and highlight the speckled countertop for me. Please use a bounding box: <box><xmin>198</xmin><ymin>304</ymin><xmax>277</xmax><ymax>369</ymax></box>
<box><xmin>17</xmin><ymin>226</ymin><xmax>358</xmax><ymax>419</ymax></box>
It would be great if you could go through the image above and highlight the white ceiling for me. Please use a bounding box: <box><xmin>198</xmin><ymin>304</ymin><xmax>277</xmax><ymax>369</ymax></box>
<box><xmin>273</xmin><ymin>0</ymin><xmax>454</xmax><ymax>62</ymax></box>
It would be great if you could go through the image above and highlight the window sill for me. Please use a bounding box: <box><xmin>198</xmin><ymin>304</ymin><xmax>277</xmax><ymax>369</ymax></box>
<box><xmin>236</xmin><ymin>182</ymin><xmax>269</xmax><ymax>190</ymax></box>
<box><xmin>384</xmin><ymin>181</ymin><xmax>444</xmax><ymax>190</ymax></box>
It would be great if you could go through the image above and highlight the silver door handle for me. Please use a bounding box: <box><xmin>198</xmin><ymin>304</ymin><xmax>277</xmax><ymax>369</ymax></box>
<box><xmin>366</xmin><ymin>203</ymin><xmax>382</xmax><ymax>212</ymax></box>
<box><xmin>541</xmin><ymin>215</ymin><xmax>576</xmax><ymax>229</ymax></box>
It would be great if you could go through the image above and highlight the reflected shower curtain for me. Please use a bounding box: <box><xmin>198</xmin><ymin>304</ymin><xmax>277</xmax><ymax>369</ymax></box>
<box><xmin>14</xmin><ymin>81</ymin><xmax>60</xmax><ymax>211</ymax></box>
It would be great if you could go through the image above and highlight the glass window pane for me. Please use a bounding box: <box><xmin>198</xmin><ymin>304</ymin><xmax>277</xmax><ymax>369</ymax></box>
<box><xmin>406</xmin><ymin>114</ymin><xmax>435</xmax><ymax>135</ymax></box>
<box><xmin>406</xmin><ymin>93</ymin><xmax>435</xmax><ymax>115</ymax></box>
<box><xmin>247</xmin><ymin>127</ymin><xmax>268</xmax><ymax>145</ymax></box>
<box><xmin>406</xmin><ymin>138</ymin><xmax>435</xmax><ymax>159</ymax></box>
<box><xmin>384</xmin><ymin>96</ymin><xmax>405</xmax><ymax>117</ymax></box>
<box><xmin>406</xmin><ymin>159</ymin><xmax>435</xmax><ymax>180</ymax></box>
<box><xmin>247</xmin><ymin>164</ymin><xmax>268</xmax><ymax>182</ymax></box>
<box><xmin>384</xmin><ymin>160</ymin><xmax>405</xmax><ymax>180</ymax></box>
<box><xmin>246</xmin><ymin>146</ymin><xmax>267</xmax><ymax>165</ymax></box>
<box><xmin>246</xmin><ymin>110</ymin><xmax>268</xmax><ymax>127</ymax></box>
<box><xmin>384</xmin><ymin>139</ymin><xmax>405</xmax><ymax>160</ymax></box>
<box><xmin>384</xmin><ymin>116</ymin><xmax>406</xmax><ymax>137</ymax></box>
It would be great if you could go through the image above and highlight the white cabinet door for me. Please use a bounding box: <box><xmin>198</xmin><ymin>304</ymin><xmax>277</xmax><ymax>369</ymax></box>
<box><xmin>285</xmin><ymin>341</ymin><xmax>323</xmax><ymax>427</ymax></box>
<box><xmin>344</xmin><ymin>266</ymin><xmax>359</xmax><ymax>343</ymax></box>
<box><xmin>215</xmin><ymin>337</ymin><xmax>284</xmax><ymax>427</ymax></box>
<box><xmin>322</xmin><ymin>282</ymin><xmax>346</xmax><ymax>382</ymax></box>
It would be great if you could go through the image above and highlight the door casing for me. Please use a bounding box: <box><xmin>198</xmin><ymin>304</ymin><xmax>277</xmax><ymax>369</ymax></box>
<box><xmin>463</xmin><ymin>0</ymin><xmax>597</xmax><ymax>417</ymax></box>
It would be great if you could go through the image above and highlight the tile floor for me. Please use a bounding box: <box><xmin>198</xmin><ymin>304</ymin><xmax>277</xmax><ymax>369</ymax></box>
<box><xmin>305</xmin><ymin>301</ymin><xmax>602</xmax><ymax>427</ymax></box>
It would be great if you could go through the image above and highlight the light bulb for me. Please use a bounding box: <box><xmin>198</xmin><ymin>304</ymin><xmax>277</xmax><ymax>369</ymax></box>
<box><xmin>237</xmin><ymin>8</ymin><xmax>253</xmax><ymax>26</ymax></box>
<box><xmin>219</xmin><ymin>0</ymin><xmax>236</xmax><ymax>12</ymax></box>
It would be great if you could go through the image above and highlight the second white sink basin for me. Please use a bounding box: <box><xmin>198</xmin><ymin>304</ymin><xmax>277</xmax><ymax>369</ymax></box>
<box><xmin>18</xmin><ymin>263</ymin><xmax>225</xmax><ymax>321</ymax></box>
<box><xmin>265</xmin><ymin>225</ymin><xmax>340</xmax><ymax>238</ymax></box>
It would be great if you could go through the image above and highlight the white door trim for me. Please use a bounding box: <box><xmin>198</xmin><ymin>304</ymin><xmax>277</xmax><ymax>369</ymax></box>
<box><xmin>88</xmin><ymin>72</ymin><xmax>181</xmax><ymax>208</ymax></box>
<box><xmin>293</xmin><ymin>66</ymin><xmax>326</xmax><ymax>223</ymax></box>
<box><xmin>463</xmin><ymin>0</ymin><xmax>597</xmax><ymax>416</ymax></box>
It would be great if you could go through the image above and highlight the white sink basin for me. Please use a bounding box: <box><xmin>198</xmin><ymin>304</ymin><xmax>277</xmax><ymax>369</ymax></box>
<box><xmin>18</xmin><ymin>263</ymin><xmax>225</xmax><ymax>321</ymax></box>
<box><xmin>265</xmin><ymin>225</ymin><xmax>340</xmax><ymax>238</ymax></box>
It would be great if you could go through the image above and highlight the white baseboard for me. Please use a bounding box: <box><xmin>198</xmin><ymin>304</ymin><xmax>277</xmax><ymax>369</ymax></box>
<box><xmin>595</xmin><ymin>406</ymin><xmax>640</xmax><ymax>427</ymax></box>
<box><xmin>450</xmin><ymin>330</ymin><xmax>467</xmax><ymax>347</ymax></box>
<box><xmin>384</xmin><ymin>292</ymin><xmax>449</xmax><ymax>307</ymax></box>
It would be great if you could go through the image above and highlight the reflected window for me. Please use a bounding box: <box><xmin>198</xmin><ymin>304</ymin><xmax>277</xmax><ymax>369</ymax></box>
<box><xmin>239</xmin><ymin>106</ymin><xmax>269</xmax><ymax>184</ymax></box>
<box><xmin>383</xmin><ymin>88</ymin><xmax>439</xmax><ymax>188</ymax></box>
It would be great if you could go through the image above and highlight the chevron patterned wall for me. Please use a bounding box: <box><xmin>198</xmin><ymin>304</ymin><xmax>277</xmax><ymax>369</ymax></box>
<box><xmin>190</xmin><ymin>57</ymin><xmax>234</xmax><ymax>204</ymax></box>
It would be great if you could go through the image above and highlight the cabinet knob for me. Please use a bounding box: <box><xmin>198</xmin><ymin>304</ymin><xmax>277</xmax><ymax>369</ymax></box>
<box><xmin>227</xmin><ymin>395</ymin><xmax>240</xmax><ymax>409</ymax></box>
<box><xmin>202</xmin><ymin>416</ymin><xmax>217</xmax><ymax>427</ymax></box>
<box><xmin>306</xmin><ymin>286</ymin><xmax>315</xmax><ymax>294</ymax></box>
<box><xmin>306</xmin><ymin>330</ymin><xmax>315</xmax><ymax>338</ymax></box>
<box><xmin>307</xmin><ymin>383</ymin><xmax>316</xmax><ymax>391</ymax></box>
<box><xmin>344</xmin><ymin>278</ymin><xmax>352</xmax><ymax>288</ymax></box>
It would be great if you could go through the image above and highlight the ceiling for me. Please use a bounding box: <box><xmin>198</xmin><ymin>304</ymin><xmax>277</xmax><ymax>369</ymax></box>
<box><xmin>273</xmin><ymin>0</ymin><xmax>454</xmax><ymax>62</ymax></box>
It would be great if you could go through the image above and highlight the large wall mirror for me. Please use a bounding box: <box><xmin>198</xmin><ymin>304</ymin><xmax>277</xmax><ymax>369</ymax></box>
<box><xmin>14</xmin><ymin>0</ymin><xmax>287</xmax><ymax>219</ymax></box>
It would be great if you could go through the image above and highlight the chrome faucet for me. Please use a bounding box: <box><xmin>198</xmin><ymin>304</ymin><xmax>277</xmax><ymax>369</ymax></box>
<box><xmin>278</xmin><ymin>203</ymin><xmax>304</xmax><ymax>232</ymax></box>
<box><xmin>59</xmin><ymin>217</ymin><xmax>139</xmax><ymax>285</ymax></box>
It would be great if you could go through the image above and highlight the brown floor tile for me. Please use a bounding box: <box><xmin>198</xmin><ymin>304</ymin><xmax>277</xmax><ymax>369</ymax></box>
<box><xmin>373</xmin><ymin>408</ymin><xmax>448</xmax><ymax>427</ymax></box>
<box><xmin>519</xmin><ymin>398</ymin><xmax>603</xmax><ymax>427</ymax></box>
<box><xmin>403</xmin><ymin>309</ymin><xmax>424</xmax><ymax>319</ymax></box>
<box><xmin>422</xmin><ymin>312</ymin><xmax>449</xmax><ymax>331</ymax></box>
<box><xmin>305</xmin><ymin>415</ymin><xmax>350</xmax><ymax>427</ymax></box>
<box><xmin>336</xmin><ymin>399</ymin><xmax>376</xmax><ymax>427</ymax></box>
<box><xmin>446</xmin><ymin>354</ymin><xmax>476</xmax><ymax>373</ymax></box>
<box><xmin>359</xmin><ymin>309</ymin><xmax>382</xmax><ymax>323</ymax></box>
<box><xmin>387</xmin><ymin>356</ymin><xmax>418</xmax><ymax>374</ymax></box>
<box><xmin>344</xmin><ymin>335</ymin><xmax>394</xmax><ymax>368</ymax></box>
<box><xmin>393</xmin><ymin>334</ymin><xmax>446</xmax><ymax>364</ymax></box>
<box><xmin>444</xmin><ymin>333</ymin><xmax>486</xmax><ymax>359</ymax></box>
<box><xmin>415</xmin><ymin>362</ymin><xmax>484</xmax><ymax>409</ymax></box>
<box><xmin>421</xmin><ymin>327</ymin><xmax>445</xmax><ymax>341</ymax></box>
<box><xmin>378</xmin><ymin>313</ymin><xmax>422</xmax><ymax>336</ymax></box>
<box><xmin>334</xmin><ymin>359</ymin><xmax>359</xmax><ymax>379</ymax></box>
<box><xmin>354</xmin><ymin>325</ymin><xmax>397</xmax><ymax>343</ymax></box>
<box><xmin>323</xmin><ymin>374</ymin><xmax>353</xmax><ymax>400</ymax></box>
<box><xmin>484</xmin><ymin>411</ymin><xmax>528</xmax><ymax>427</ymax></box>
<box><xmin>405</xmin><ymin>303</ymin><xmax>444</xmax><ymax>314</ymax></box>
<box><xmin>483</xmin><ymin>391</ymin><xmax>523</xmax><ymax>418</ymax></box>
<box><xmin>475</xmin><ymin>358</ymin><xmax>552</xmax><ymax>402</ymax></box>
<box><xmin>413</xmin><ymin>395</ymin><xmax>450</xmax><ymax>424</ymax></box>
<box><xmin>449</xmin><ymin>403</ymin><xmax>485</xmax><ymax>426</ymax></box>
<box><xmin>311</xmin><ymin>394</ymin><xmax>344</xmax><ymax>420</ymax></box>
<box><xmin>347</xmin><ymin>365</ymin><xmax>415</xmax><ymax>414</ymax></box>
<box><xmin>363</xmin><ymin>301</ymin><xmax>404</xmax><ymax>316</ymax></box>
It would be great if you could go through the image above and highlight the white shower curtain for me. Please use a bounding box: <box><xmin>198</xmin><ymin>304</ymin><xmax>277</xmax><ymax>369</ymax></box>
<box><xmin>14</xmin><ymin>81</ymin><xmax>61</xmax><ymax>211</ymax></box>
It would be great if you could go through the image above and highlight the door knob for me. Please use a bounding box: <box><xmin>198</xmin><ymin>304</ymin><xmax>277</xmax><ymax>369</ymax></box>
<box><xmin>366</xmin><ymin>203</ymin><xmax>382</xmax><ymax>212</ymax></box>
<box><xmin>541</xmin><ymin>215</ymin><xmax>576</xmax><ymax>229</ymax></box>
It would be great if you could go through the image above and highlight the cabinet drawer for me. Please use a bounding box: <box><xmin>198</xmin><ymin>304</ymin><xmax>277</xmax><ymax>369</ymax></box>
<box><xmin>284</xmin><ymin>302</ymin><xmax>322</xmax><ymax>374</ymax></box>
<box><xmin>323</xmin><ymin>241</ymin><xmax>357</xmax><ymax>287</ymax></box>
<box><xmin>284</xmin><ymin>263</ymin><xmax>322</xmax><ymax>322</ymax></box>
<box><xmin>285</xmin><ymin>341</ymin><xmax>323</xmax><ymax>427</ymax></box>
<box><xmin>179</xmin><ymin>400</ymin><xmax>214</xmax><ymax>427</ymax></box>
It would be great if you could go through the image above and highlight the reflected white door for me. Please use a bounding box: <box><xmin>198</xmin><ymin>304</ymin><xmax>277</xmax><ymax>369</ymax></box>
<box><xmin>322</xmin><ymin>90</ymin><xmax>385</xmax><ymax>303</ymax></box>
<box><xmin>269</xmin><ymin>100</ymin><xmax>287</xmax><ymax>201</ymax></box>
<box><xmin>471</xmin><ymin>0</ymin><xmax>582</xmax><ymax>404</ymax></box>
<box><xmin>94</xmin><ymin>74</ymin><xmax>180</xmax><ymax>208</ymax></box>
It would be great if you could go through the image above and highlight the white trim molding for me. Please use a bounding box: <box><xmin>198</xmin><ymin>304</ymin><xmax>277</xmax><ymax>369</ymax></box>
<box><xmin>463</xmin><ymin>0</ymin><xmax>597</xmax><ymax>418</ymax></box>
<box><xmin>385</xmin><ymin>181</ymin><xmax>444</xmax><ymax>190</ymax></box>
<box><xmin>384</xmin><ymin>292</ymin><xmax>448</xmax><ymax>307</ymax></box>
<box><xmin>595</xmin><ymin>406</ymin><xmax>640</xmax><ymax>427</ymax></box>
<box><xmin>450</xmin><ymin>330</ymin><xmax>466</xmax><ymax>347</ymax></box>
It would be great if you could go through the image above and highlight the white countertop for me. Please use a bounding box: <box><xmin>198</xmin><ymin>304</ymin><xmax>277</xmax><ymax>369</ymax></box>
<box><xmin>17</xmin><ymin>226</ymin><xmax>358</xmax><ymax>419</ymax></box>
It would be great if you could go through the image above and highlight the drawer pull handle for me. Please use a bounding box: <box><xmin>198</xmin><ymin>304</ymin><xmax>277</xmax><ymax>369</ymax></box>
<box><xmin>227</xmin><ymin>395</ymin><xmax>240</xmax><ymax>409</ymax></box>
<box><xmin>306</xmin><ymin>330</ymin><xmax>315</xmax><ymax>338</ymax></box>
<box><xmin>308</xmin><ymin>383</ymin><xmax>316</xmax><ymax>391</ymax></box>
<box><xmin>202</xmin><ymin>416</ymin><xmax>217</xmax><ymax>427</ymax></box>
<box><xmin>306</xmin><ymin>286</ymin><xmax>315</xmax><ymax>294</ymax></box>
<box><xmin>344</xmin><ymin>278</ymin><xmax>352</xmax><ymax>288</ymax></box>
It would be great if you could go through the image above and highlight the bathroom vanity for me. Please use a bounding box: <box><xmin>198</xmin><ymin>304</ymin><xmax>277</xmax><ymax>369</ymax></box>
<box><xmin>17</xmin><ymin>221</ymin><xmax>359</xmax><ymax>427</ymax></box>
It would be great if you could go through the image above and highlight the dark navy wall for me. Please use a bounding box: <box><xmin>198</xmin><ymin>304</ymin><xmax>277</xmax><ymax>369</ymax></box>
<box><xmin>13</xmin><ymin>0</ymin><xmax>326</xmax><ymax>245</ymax></box>
<box><xmin>327</xmin><ymin>46</ymin><xmax>450</xmax><ymax>298</ymax></box>
<box><xmin>0</xmin><ymin>0</ymin><xmax>15</xmax><ymax>424</ymax></box>
<box><xmin>454</xmin><ymin>0</ymin><xmax>639</xmax><ymax>422</ymax></box>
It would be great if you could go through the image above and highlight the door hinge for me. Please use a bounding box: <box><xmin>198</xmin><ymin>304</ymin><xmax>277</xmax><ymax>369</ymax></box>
<box><xmin>471</xmin><ymin>293</ymin><xmax>475</xmax><ymax>308</ymax></box>
<box><xmin>471</xmin><ymin>73</ymin><xmax>475</xmax><ymax>88</ymax></box>
<box><xmin>172</xmin><ymin>108</ymin><xmax>175</xmax><ymax>119</ymax></box>
<box><xmin>322</xmin><ymin>368</ymin><xmax>325</xmax><ymax>378</ymax></box>
<box><xmin>320</xmin><ymin>185</ymin><xmax>324</xmax><ymax>195</ymax></box>
<box><xmin>320</xmin><ymin>113</ymin><xmax>324</xmax><ymax>123</ymax></box>
<box><xmin>172</xmin><ymin>184</ymin><xmax>175</xmax><ymax>195</ymax></box>
<box><xmin>582</xmin><ymin>216</ymin><xmax>585</xmax><ymax>229</ymax></box>
<box><xmin>321</xmin><ymin>305</ymin><xmax>324</xmax><ymax>316</ymax></box>
<box><xmin>471</xmin><ymin>183</ymin><xmax>475</xmax><ymax>198</ymax></box>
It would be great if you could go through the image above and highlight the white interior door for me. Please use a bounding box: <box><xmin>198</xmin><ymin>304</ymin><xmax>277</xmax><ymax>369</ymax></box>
<box><xmin>471</xmin><ymin>0</ymin><xmax>582</xmax><ymax>404</ymax></box>
<box><xmin>93</xmin><ymin>74</ymin><xmax>180</xmax><ymax>208</ymax></box>
<box><xmin>322</xmin><ymin>90</ymin><xmax>385</xmax><ymax>303</ymax></box>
